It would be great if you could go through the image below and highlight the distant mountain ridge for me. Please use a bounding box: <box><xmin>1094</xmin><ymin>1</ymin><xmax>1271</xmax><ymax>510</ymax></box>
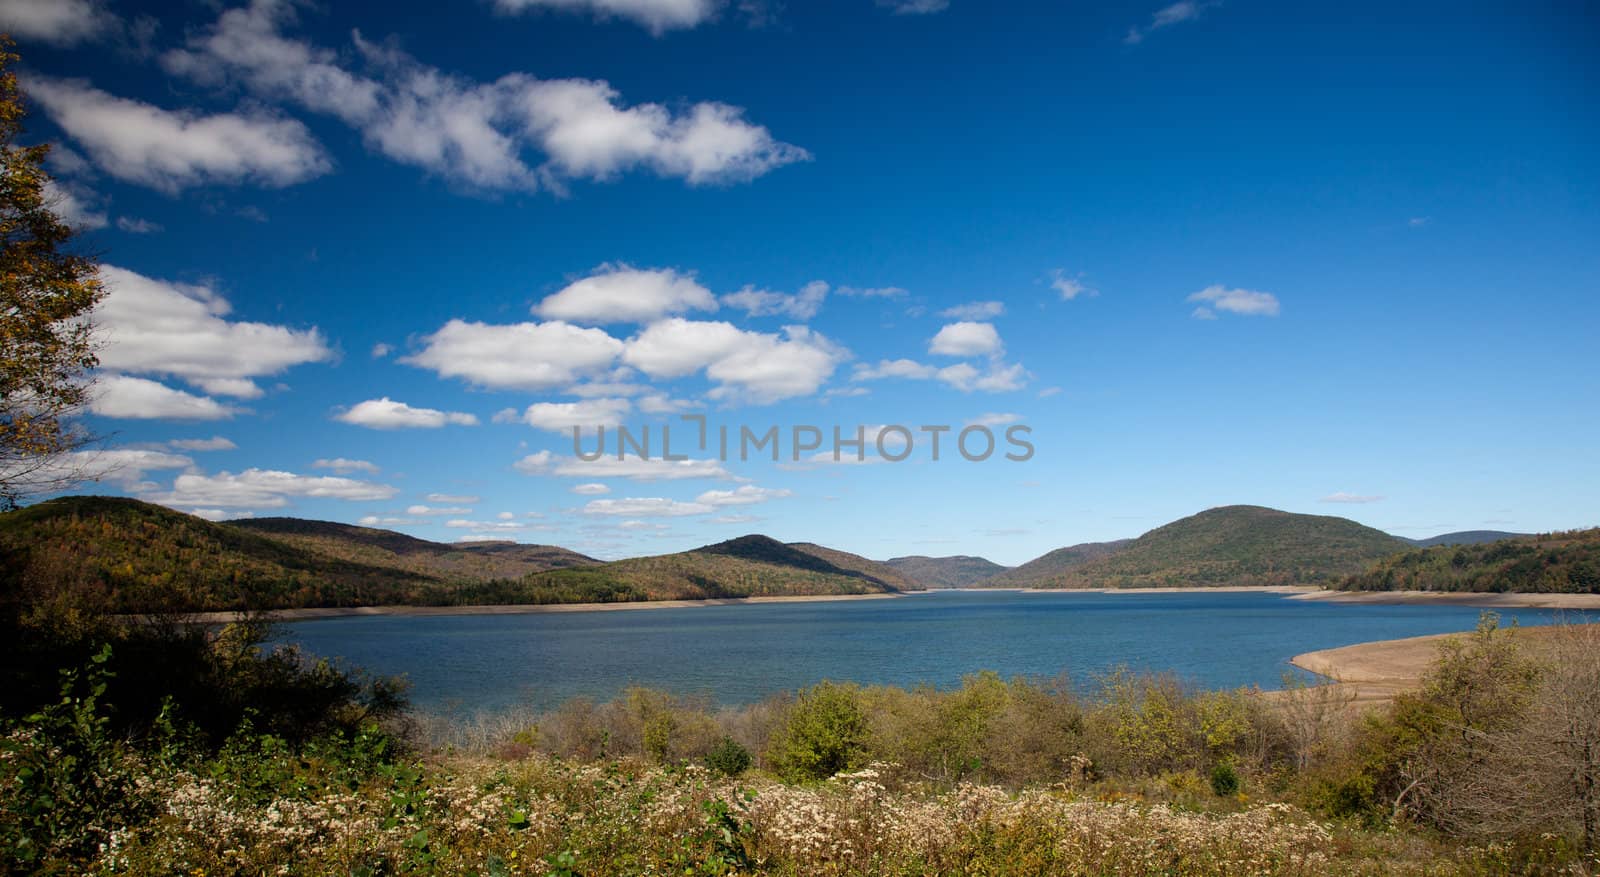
<box><xmin>987</xmin><ymin>506</ymin><xmax>1411</xmax><ymax>589</ymax></box>
<box><xmin>884</xmin><ymin>555</ymin><xmax>1010</xmax><ymax>589</ymax></box>
<box><xmin>513</xmin><ymin>535</ymin><xmax>914</xmax><ymax>603</ymax></box>
<box><xmin>1406</xmin><ymin>530</ymin><xmax>1528</xmax><ymax>548</ymax></box>
<box><xmin>1339</xmin><ymin>529</ymin><xmax>1600</xmax><ymax>594</ymax></box>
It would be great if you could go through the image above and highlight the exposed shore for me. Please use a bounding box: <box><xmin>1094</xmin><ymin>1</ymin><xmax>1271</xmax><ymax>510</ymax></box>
<box><xmin>167</xmin><ymin>590</ymin><xmax>911</xmax><ymax>624</ymax></box>
<box><xmin>1289</xmin><ymin>589</ymin><xmax>1600</xmax><ymax>609</ymax></box>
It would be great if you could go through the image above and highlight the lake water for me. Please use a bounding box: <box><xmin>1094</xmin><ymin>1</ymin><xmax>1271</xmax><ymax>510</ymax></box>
<box><xmin>276</xmin><ymin>590</ymin><xmax>1576</xmax><ymax>715</ymax></box>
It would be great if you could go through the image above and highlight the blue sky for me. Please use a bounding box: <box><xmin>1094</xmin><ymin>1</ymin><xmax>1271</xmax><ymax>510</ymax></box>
<box><xmin>6</xmin><ymin>0</ymin><xmax>1597</xmax><ymax>563</ymax></box>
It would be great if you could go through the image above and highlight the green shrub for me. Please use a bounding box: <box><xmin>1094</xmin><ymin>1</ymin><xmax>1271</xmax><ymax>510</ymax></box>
<box><xmin>1209</xmin><ymin>761</ymin><xmax>1241</xmax><ymax>797</ymax></box>
<box><xmin>704</xmin><ymin>736</ymin><xmax>753</xmax><ymax>776</ymax></box>
<box><xmin>766</xmin><ymin>681</ymin><xmax>868</xmax><ymax>782</ymax></box>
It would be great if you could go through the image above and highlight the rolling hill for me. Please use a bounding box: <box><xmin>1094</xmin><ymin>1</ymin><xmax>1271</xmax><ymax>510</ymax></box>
<box><xmin>990</xmin><ymin>506</ymin><xmax>1412</xmax><ymax>589</ymax></box>
<box><xmin>511</xmin><ymin>534</ymin><xmax>915</xmax><ymax>603</ymax></box>
<box><xmin>0</xmin><ymin>496</ymin><xmax>596</xmax><ymax>614</ymax></box>
<box><xmin>1406</xmin><ymin>530</ymin><xmax>1528</xmax><ymax>548</ymax></box>
<box><xmin>884</xmin><ymin>555</ymin><xmax>1010</xmax><ymax>589</ymax></box>
<box><xmin>1339</xmin><ymin>528</ymin><xmax>1600</xmax><ymax>593</ymax></box>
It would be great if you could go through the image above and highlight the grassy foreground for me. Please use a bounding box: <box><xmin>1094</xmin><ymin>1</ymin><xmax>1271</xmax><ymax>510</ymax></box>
<box><xmin>3</xmin><ymin>614</ymin><xmax>1598</xmax><ymax>875</ymax></box>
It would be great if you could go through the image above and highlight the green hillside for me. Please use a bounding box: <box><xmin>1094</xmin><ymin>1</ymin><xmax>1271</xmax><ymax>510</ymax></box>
<box><xmin>1338</xmin><ymin>528</ymin><xmax>1600</xmax><ymax>593</ymax></box>
<box><xmin>0</xmin><ymin>496</ymin><xmax>596</xmax><ymax>613</ymax></box>
<box><xmin>234</xmin><ymin>517</ymin><xmax>595</xmax><ymax>581</ymax></box>
<box><xmin>977</xmin><ymin>540</ymin><xmax>1132</xmax><ymax>588</ymax></box>
<box><xmin>1407</xmin><ymin>530</ymin><xmax>1528</xmax><ymax>548</ymax></box>
<box><xmin>511</xmin><ymin>535</ymin><xmax>908</xmax><ymax>603</ymax></box>
<box><xmin>994</xmin><ymin>506</ymin><xmax>1411</xmax><ymax>589</ymax></box>
<box><xmin>885</xmin><ymin>554</ymin><xmax>1010</xmax><ymax>588</ymax></box>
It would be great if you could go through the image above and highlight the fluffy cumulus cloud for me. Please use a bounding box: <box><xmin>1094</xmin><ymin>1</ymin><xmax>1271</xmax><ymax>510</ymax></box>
<box><xmin>516</xmin><ymin>398</ymin><xmax>632</xmax><ymax>433</ymax></box>
<box><xmin>1125</xmin><ymin>1</ymin><xmax>1214</xmax><ymax>45</ymax></box>
<box><xmin>335</xmin><ymin>398</ymin><xmax>479</xmax><ymax>429</ymax></box>
<box><xmin>623</xmin><ymin>318</ymin><xmax>846</xmax><ymax>403</ymax></box>
<box><xmin>929</xmin><ymin>321</ymin><xmax>1003</xmax><ymax>357</ymax></box>
<box><xmin>90</xmin><ymin>376</ymin><xmax>238</xmax><ymax>420</ymax></box>
<box><xmin>515</xmin><ymin>450</ymin><xmax>730</xmax><ymax>481</ymax></box>
<box><xmin>405</xmin><ymin>320</ymin><xmax>624</xmax><ymax>391</ymax></box>
<box><xmin>0</xmin><ymin>0</ymin><xmax>120</xmax><ymax>45</ymax></box>
<box><xmin>93</xmin><ymin>266</ymin><xmax>331</xmax><ymax>400</ymax></box>
<box><xmin>24</xmin><ymin>76</ymin><xmax>330</xmax><ymax>193</ymax></box>
<box><xmin>495</xmin><ymin>0</ymin><xmax>719</xmax><ymax>34</ymax></box>
<box><xmin>145</xmin><ymin>468</ymin><xmax>398</xmax><ymax>508</ymax></box>
<box><xmin>169</xmin><ymin>436</ymin><xmax>237</xmax><ymax>451</ymax></box>
<box><xmin>428</xmin><ymin>493</ymin><xmax>481</xmax><ymax>504</ymax></box>
<box><xmin>1320</xmin><ymin>492</ymin><xmax>1385</xmax><ymax>504</ymax></box>
<box><xmin>535</xmin><ymin>265</ymin><xmax>716</xmax><ymax>324</ymax></box>
<box><xmin>852</xmin><ymin>358</ymin><xmax>1028</xmax><ymax>394</ymax></box>
<box><xmin>1187</xmin><ymin>285</ymin><xmax>1280</xmax><ymax>319</ymax></box>
<box><xmin>876</xmin><ymin>0</ymin><xmax>949</xmax><ymax>14</ymax></box>
<box><xmin>938</xmin><ymin>301</ymin><xmax>1004</xmax><ymax>320</ymax></box>
<box><xmin>721</xmin><ymin>280</ymin><xmax>828</xmax><ymax>321</ymax></box>
<box><xmin>312</xmin><ymin>457</ymin><xmax>379</xmax><ymax>474</ymax></box>
<box><xmin>581</xmin><ymin>497</ymin><xmax>714</xmax><ymax>517</ymax></box>
<box><xmin>571</xmin><ymin>482</ymin><xmax>611</xmax><ymax>495</ymax></box>
<box><xmin>42</xmin><ymin>178</ymin><xmax>107</xmax><ymax>229</ymax></box>
<box><xmin>161</xmin><ymin>0</ymin><xmax>807</xmax><ymax>192</ymax></box>
<box><xmin>408</xmin><ymin>504</ymin><xmax>474</xmax><ymax>516</ymax></box>
<box><xmin>695</xmin><ymin>485</ymin><xmax>790</xmax><ymax>506</ymax></box>
<box><xmin>65</xmin><ymin>448</ymin><xmax>194</xmax><ymax>489</ymax></box>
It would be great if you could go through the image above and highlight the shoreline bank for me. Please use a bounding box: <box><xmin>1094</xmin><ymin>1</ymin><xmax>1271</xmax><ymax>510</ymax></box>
<box><xmin>165</xmin><ymin>590</ymin><xmax>912</xmax><ymax>624</ymax></box>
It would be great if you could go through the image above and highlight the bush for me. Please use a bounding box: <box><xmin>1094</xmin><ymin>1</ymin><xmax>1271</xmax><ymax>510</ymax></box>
<box><xmin>703</xmin><ymin>736</ymin><xmax>753</xmax><ymax>776</ymax></box>
<box><xmin>766</xmin><ymin>681</ymin><xmax>869</xmax><ymax>782</ymax></box>
<box><xmin>1209</xmin><ymin>761</ymin><xmax>1241</xmax><ymax>797</ymax></box>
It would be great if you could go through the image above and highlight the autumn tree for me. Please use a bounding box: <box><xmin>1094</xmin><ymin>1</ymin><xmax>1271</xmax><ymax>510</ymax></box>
<box><xmin>0</xmin><ymin>39</ymin><xmax>104</xmax><ymax>508</ymax></box>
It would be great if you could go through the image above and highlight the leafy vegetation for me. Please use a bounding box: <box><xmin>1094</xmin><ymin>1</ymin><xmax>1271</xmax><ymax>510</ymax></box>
<box><xmin>884</xmin><ymin>554</ymin><xmax>1010</xmax><ymax>588</ymax></box>
<box><xmin>1408</xmin><ymin>530</ymin><xmax>1528</xmax><ymax>548</ymax></box>
<box><xmin>1338</xmin><ymin>528</ymin><xmax>1600</xmax><ymax>593</ymax></box>
<box><xmin>0</xmin><ymin>43</ymin><xmax>105</xmax><ymax>508</ymax></box>
<box><xmin>234</xmin><ymin>517</ymin><xmax>596</xmax><ymax>581</ymax></box>
<box><xmin>516</xmin><ymin>535</ymin><xmax>910</xmax><ymax>602</ymax></box>
<box><xmin>992</xmin><ymin>506</ymin><xmax>1412</xmax><ymax>589</ymax></box>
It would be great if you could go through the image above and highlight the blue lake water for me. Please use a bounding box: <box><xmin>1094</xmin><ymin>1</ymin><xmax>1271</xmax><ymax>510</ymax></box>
<box><xmin>276</xmin><ymin>590</ymin><xmax>1576</xmax><ymax>714</ymax></box>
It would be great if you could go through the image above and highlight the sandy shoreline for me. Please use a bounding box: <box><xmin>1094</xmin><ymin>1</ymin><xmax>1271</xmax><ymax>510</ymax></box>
<box><xmin>168</xmin><ymin>591</ymin><xmax>912</xmax><ymax>624</ymax></box>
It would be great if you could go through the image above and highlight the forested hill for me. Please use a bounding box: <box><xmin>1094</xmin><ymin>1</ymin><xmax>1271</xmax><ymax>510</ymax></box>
<box><xmin>506</xmin><ymin>534</ymin><xmax>913</xmax><ymax>605</ymax></box>
<box><xmin>0</xmin><ymin>496</ymin><xmax>596</xmax><ymax>613</ymax></box>
<box><xmin>884</xmin><ymin>555</ymin><xmax>1009</xmax><ymax>589</ymax></box>
<box><xmin>993</xmin><ymin>506</ymin><xmax>1412</xmax><ymax>589</ymax></box>
<box><xmin>1338</xmin><ymin>529</ymin><xmax>1600</xmax><ymax>594</ymax></box>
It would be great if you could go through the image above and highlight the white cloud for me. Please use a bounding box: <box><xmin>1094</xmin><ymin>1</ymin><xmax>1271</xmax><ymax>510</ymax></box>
<box><xmin>163</xmin><ymin>1</ymin><xmax>807</xmax><ymax>192</ymax></box>
<box><xmin>192</xmin><ymin>508</ymin><xmax>252</xmax><ymax>522</ymax></box>
<box><xmin>145</xmin><ymin>468</ymin><xmax>398</xmax><ymax>508</ymax></box>
<box><xmin>170</xmin><ymin>436</ymin><xmax>237</xmax><ymax>451</ymax></box>
<box><xmin>495</xmin><ymin>0</ymin><xmax>719</xmax><ymax>35</ymax></box>
<box><xmin>408</xmin><ymin>504</ymin><xmax>474</xmax><ymax>516</ymax></box>
<box><xmin>370</xmin><ymin>343</ymin><xmax>393</xmax><ymax>358</ymax></box>
<box><xmin>445</xmin><ymin>518</ymin><xmax>530</xmax><ymax>534</ymax></box>
<box><xmin>835</xmin><ymin>285</ymin><xmax>907</xmax><ymax>298</ymax></box>
<box><xmin>42</xmin><ymin>178</ymin><xmax>107</xmax><ymax>229</ymax></box>
<box><xmin>582</xmin><ymin>497</ymin><xmax>713</xmax><ymax>517</ymax></box>
<box><xmin>853</xmin><ymin>358</ymin><xmax>937</xmax><ymax>381</ymax></box>
<box><xmin>572</xmin><ymin>482</ymin><xmax>611</xmax><ymax>495</ymax></box>
<box><xmin>929</xmin><ymin>321</ymin><xmax>1002</xmax><ymax>357</ymax></box>
<box><xmin>1125</xmin><ymin>1</ymin><xmax>1213</xmax><ymax>44</ymax></box>
<box><xmin>1320</xmin><ymin>492</ymin><xmax>1385</xmax><ymax>504</ymax></box>
<box><xmin>1037</xmin><ymin>386</ymin><xmax>1063</xmax><ymax>398</ymax></box>
<box><xmin>427</xmin><ymin>493</ymin><xmax>480</xmax><ymax>504</ymax></box>
<box><xmin>966</xmin><ymin>413</ymin><xmax>1021</xmax><ymax>427</ymax></box>
<box><xmin>938</xmin><ymin>301</ymin><xmax>1004</xmax><ymax>320</ymax></box>
<box><xmin>877</xmin><ymin>0</ymin><xmax>949</xmax><ymax>13</ymax></box>
<box><xmin>405</xmin><ymin>319</ymin><xmax>624</xmax><ymax>391</ymax></box>
<box><xmin>517</xmin><ymin>398</ymin><xmax>632</xmax><ymax>433</ymax></box>
<box><xmin>73</xmin><ymin>448</ymin><xmax>194</xmax><ymax>488</ymax></box>
<box><xmin>535</xmin><ymin>264</ymin><xmax>715</xmax><ymax>324</ymax></box>
<box><xmin>515</xmin><ymin>450</ymin><xmax>730</xmax><ymax>480</ymax></box>
<box><xmin>94</xmin><ymin>266</ymin><xmax>331</xmax><ymax>398</ymax></box>
<box><xmin>0</xmin><ymin>0</ymin><xmax>119</xmax><ymax>45</ymax></box>
<box><xmin>115</xmin><ymin>217</ymin><xmax>163</xmax><ymax>234</ymax></box>
<box><xmin>335</xmin><ymin>398</ymin><xmax>480</xmax><ymax>429</ymax></box>
<box><xmin>1187</xmin><ymin>285</ymin><xmax>1280</xmax><ymax>317</ymax></box>
<box><xmin>313</xmin><ymin>457</ymin><xmax>379</xmax><ymax>474</ymax></box>
<box><xmin>623</xmin><ymin>318</ymin><xmax>846</xmax><ymax>403</ymax></box>
<box><xmin>24</xmin><ymin>76</ymin><xmax>330</xmax><ymax>193</ymax></box>
<box><xmin>721</xmin><ymin>280</ymin><xmax>828</xmax><ymax>320</ymax></box>
<box><xmin>359</xmin><ymin>515</ymin><xmax>424</xmax><ymax>527</ymax></box>
<box><xmin>711</xmin><ymin>514</ymin><xmax>757</xmax><ymax>524</ymax></box>
<box><xmin>496</xmin><ymin>511</ymin><xmax>516</xmax><ymax>520</ymax></box>
<box><xmin>90</xmin><ymin>375</ymin><xmax>237</xmax><ymax>420</ymax></box>
<box><xmin>1050</xmin><ymin>269</ymin><xmax>1095</xmax><ymax>300</ymax></box>
<box><xmin>695</xmin><ymin>485</ymin><xmax>790</xmax><ymax>506</ymax></box>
